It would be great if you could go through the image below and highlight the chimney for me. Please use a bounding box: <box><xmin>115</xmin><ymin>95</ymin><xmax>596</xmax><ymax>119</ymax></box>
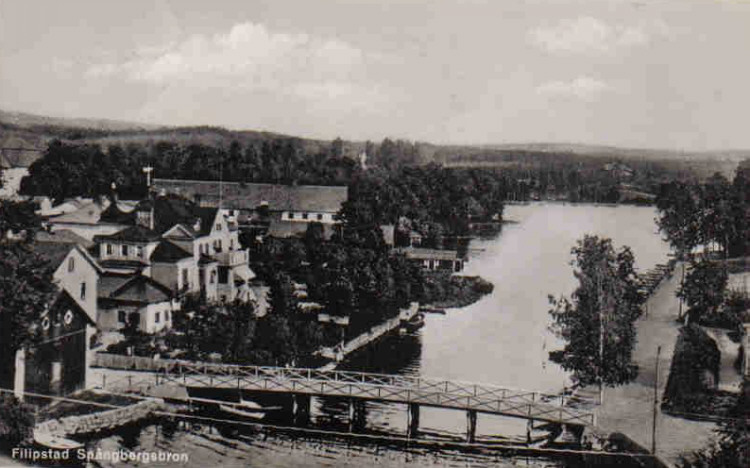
<box><xmin>135</xmin><ymin>201</ymin><xmax>154</xmax><ymax>230</ymax></box>
<box><xmin>109</xmin><ymin>182</ymin><xmax>119</xmax><ymax>205</ymax></box>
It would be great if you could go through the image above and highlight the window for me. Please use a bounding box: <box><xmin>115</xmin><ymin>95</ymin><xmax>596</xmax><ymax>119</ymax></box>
<box><xmin>210</xmin><ymin>270</ymin><xmax>216</xmax><ymax>284</ymax></box>
<box><xmin>122</xmin><ymin>245</ymin><xmax>129</xmax><ymax>256</ymax></box>
<box><xmin>155</xmin><ymin>312</ymin><xmax>160</xmax><ymax>323</ymax></box>
<box><xmin>218</xmin><ymin>266</ymin><xmax>229</xmax><ymax>284</ymax></box>
<box><xmin>80</xmin><ymin>282</ymin><xmax>86</xmax><ymax>300</ymax></box>
<box><xmin>302</xmin><ymin>212</ymin><xmax>309</xmax><ymax>220</ymax></box>
<box><xmin>317</xmin><ymin>214</ymin><xmax>323</xmax><ymax>221</ymax></box>
<box><xmin>165</xmin><ymin>310</ymin><xmax>170</xmax><ymax>321</ymax></box>
<box><xmin>106</xmin><ymin>244</ymin><xmax>113</xmax><ymax>255</ymax></box>
<box><xmin>181</xmin><ymin>269</ymin><xmax>189</xmax><ymax>289</ymax></box>
<box><xmin>216</xmin><ymin>223</ymin><xmax>222</xmax><ymax>231</ymax></box>
<box><xmin>67</xmin><ymin>257</ymin><xmax>75</xmax><ymax>272</ymax></box>
<box><xmin>118</xmin><ymin>310</ymin><xmax>127</xmax><ymax>323</ymax></box>
<box><xmin>288</xmin><ymin>212</ymin><xmax>294</xmax><ymax>219</ymax></box>
<box><xmin>136</xmin><ymin>246</ymin><xmax>143</xmax><ymax>258</ymax></box>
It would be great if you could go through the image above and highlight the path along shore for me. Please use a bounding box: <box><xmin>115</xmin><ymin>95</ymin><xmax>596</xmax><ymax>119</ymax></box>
<box><xmin>593</xmin><ymin>263</ymin><xmax>716</xmax><ymax>467</ymax></box>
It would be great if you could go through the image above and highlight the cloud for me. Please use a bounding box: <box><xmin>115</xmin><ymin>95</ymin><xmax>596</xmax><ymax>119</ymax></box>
<box><xmin>85</xmin><ymin>22</ymin><xmax>383</xmax><ymax>107</ymax></box>
<box><xmin>529</xmin><ymin>16</ymin><xmax>666</xmax><ymax>55</ymax></box>
<box><xmin>536</xmin><ymin>76</ymin><xmax>613</xmax><ymax>100</ymax></box>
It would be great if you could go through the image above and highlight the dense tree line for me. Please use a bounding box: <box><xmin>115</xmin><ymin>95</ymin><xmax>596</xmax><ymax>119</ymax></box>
<box><xmin>250</xmin><ymin>222</ymin><xmax>425</xmax><ymax>339</ymax></box>
<box><xmin>656</xmin><ymin>161</ymin><xmax>750</xmax><ymax>326</ymax></box>
<box><xmin>20</xmin><ymin>139</ymin><xmax>362</xmax><ymax>202</ymax></box>
<box><xmin>656</xmin><ymin>162</ymin><xmax>750</xmax><ymax>258</ymax></box>
<box><xmin>339</xmin><ymin>164</ymin><xmax>506</xmax><ymax>240</ymax></box>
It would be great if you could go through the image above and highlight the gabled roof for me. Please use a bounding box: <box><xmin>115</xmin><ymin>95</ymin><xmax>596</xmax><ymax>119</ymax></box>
<box><xmin>150</xmin><ymin>240</ymin><xmax>192</xmax><ymax>263</ymax></box>
<box><xmin>36</xmin><ymin>229</ymin><xmax>94</xmax><ymax>249</ymax></box>
<box><xmin>47</xmin><ymin>201</ymin><xmax>105</xmax><ymax>225</ymax></box>
<box><xmin>98</xmin><ymin>273</ymin><xmax>173</xmax><ymax>305</ymax></box>
<box><xmin>33</xmin><ymin>243</ymin><xmax>72</xmax><ymax>270</ymax></box>
<box><xmin>153</xmin><ymin>178</ymin><xmax>348</xmax><ymax>213</ymax></box>
<box><xmin>50</xmin><ymin>289</ymin><xmax>95</xmax><ymax>325</ymax></box>
<box><xmin>137</xmin><ymin>194</ymin><xmax>218</xmax><ymax>237</ymax></box>
<box><xmin>95</xmin><ymin>225</ymin><xmax>161</xmax><ymax>243</ymax></box>
<box><xmin>33</xmin><ymin>242</ymin><xmax>102</xmax><ymax>273</ymax></box>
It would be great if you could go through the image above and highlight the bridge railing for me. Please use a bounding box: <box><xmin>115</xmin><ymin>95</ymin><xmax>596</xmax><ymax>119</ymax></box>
<box><xmin>93</xmin><ymin>353</ymin><xmax>594</xmax><ymax>408</ymax></box>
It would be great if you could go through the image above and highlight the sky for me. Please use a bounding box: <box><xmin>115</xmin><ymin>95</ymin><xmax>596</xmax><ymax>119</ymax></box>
<box><xmin>1</xmin><ymin>0</ymin><xmax>749</xmax><ymax>150</ymax></box>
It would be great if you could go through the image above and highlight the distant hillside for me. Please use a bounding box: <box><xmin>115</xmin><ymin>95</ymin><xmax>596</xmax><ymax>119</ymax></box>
<box><xmin>1</xmin><ymin>108</ymin><xmax>747</xmax><ymax>178</ymax></box>
<box><xmin>0</xmin><ymin>109</ymin><xmax>163</xmax><ymax>133</ymax></box>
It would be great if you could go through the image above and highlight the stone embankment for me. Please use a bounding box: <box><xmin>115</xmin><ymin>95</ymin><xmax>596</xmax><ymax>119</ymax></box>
<box><xmin>35</xmin><ymin>399</ymin><xmax>165</xmax><ymax>437</ymax></box>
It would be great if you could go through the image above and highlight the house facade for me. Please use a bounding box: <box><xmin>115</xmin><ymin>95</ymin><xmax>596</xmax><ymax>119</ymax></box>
<box><xmin>93</xmin><ymin>193</ymin><xmax>254</xmax><ymax>312</ymax></box>
<box><xmin>392</xmin><ymin>247</ymin><xmax>465</xmax><ymax>272</ymax></box>
<box><xmin>97</xmin><ymin>274</ymin><xmax>179</xmax><ymax>334</ymax></box>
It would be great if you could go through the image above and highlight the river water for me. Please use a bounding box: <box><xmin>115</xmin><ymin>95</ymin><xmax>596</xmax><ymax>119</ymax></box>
<box><xmin>87</xmin><ymin>203</ymin><xmax>672</xmax><ymax>467</ymax></box>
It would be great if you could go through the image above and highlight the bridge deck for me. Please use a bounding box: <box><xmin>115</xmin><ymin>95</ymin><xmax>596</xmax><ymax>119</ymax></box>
<box><xmin>110</xmin><ymin>360</ymin><xmax>596</xmax><ymax>426</ymax></box>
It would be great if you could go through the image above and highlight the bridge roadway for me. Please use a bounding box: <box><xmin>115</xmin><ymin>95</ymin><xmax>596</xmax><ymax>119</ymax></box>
<box><xmin>94</xmin><ymin>357</ymin><xmax>595</xmax><ymax>430</ymax></box>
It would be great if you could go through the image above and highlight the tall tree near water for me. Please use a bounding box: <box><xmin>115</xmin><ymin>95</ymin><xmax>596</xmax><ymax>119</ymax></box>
<box><xmin>548</xmin><ymin>235</ymin><xmax>643</xmax><ymax>388</ymax></box>
<box><xmin>0</xmin><ymin>206</ymin><xmax>57</xmax><ymax>390</ymax></box>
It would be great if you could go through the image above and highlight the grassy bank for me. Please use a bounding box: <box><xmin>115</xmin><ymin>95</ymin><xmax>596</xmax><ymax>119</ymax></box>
<box><xmin>422</xmin><ymin>271</ymin><xmax>494</xmax><ymax>309</ymax></box>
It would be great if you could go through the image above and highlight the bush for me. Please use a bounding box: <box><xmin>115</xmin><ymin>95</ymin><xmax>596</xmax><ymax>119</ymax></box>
<box><xmin>0</xmin><ymin>396</ymin><xmax>34</xmax><ymax>449</ymax></box>
<box><xmin>663</xmin><ymin>324</ymin><xmax>721</xmax><ymax>413</ymax></box>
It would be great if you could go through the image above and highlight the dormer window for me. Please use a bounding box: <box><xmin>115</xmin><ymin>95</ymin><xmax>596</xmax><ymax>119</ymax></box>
<box><xmin>216</xmin><ymin>223</ymin><xmax>222</xmax><ymax>231</ymax></box>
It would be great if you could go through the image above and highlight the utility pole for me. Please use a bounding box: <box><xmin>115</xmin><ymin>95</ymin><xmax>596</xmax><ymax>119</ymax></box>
<box><xmin>652</xmin><ymin>345</ymin><xmax>662</xmax><ymax>455</ymax></box>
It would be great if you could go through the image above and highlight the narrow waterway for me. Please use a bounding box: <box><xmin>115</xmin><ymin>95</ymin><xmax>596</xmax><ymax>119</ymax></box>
<box><xmin>87</xmin><ymin>203</ymin><xmax>672</xmax><ymax>467</ymax></box>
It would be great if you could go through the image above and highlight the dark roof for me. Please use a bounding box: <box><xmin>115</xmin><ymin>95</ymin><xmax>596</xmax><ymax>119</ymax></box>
<box><xmin>36</xmin><ymin>229</ymin><xmax>95</xmax><ymax>249</ymax></box>
<box><xmin>150</xmin><ymin>241</ymin><xmax>192</xmax><ymax>263</ymax></box>
<box><xmin>137</xmin><ymin>194</ymin><xmax>218</xmax><ymax>237</ymax></box>
<box><xmin>98</xmin><ymin>274</ymin><xmax>173</xmax><ymax>304</ymax></box>
<box><xmin>95</xmin><ymin>225</ymin><xmax>161</xmax><ymax>243</ymax></box>
<box><xmin>33</xmin><ymin>243</ymin><xmax>73</xmax><ymax>269</ymax></box>
<box><xmin>153</xmin><ymin>178</ymin><xmax>348</xmax><ymax>213</ymax></box>
<box><xmin>98</xmin><ymin>259</ymin><xmax>148</xmax><ymax>272</ymax></box>
<box><xmin>99</xmin><ymin>202</ymin><xmax>136</xmax><ymax>225</ymax></box>
<box><xmin>50</xmin><ymin>289</ymin><xmax>95</xmax><ymax>325</ymax></box>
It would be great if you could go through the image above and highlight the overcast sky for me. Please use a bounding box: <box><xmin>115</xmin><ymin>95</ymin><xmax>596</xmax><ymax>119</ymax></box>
<box><xmin>1</xmin><ymin>0</ymin><xmax>749</xmax><ymax>150</ymax></box>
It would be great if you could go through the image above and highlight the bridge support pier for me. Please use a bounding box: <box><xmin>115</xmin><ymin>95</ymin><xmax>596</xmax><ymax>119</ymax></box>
<box><xmin>466</xmin><ymin>410</ymin><xmax>477</xmax><ymax>443</ymax></box>
<box><xmin>292</xmin><ymin>394</ymin><xmax>311</xmax><ymax>426</ymax></box>
<box><xmin>407</xmin><ymin>403</ymin><xmax>420</xmax><ymax>439</ymax></box>
<box><xmin>347</xmin><ymin>399</ymin><xmax>367</xmax><ymax>432</ymax></box>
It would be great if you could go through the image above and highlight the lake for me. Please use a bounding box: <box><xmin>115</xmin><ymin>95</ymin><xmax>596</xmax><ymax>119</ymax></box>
<box><xmin>89</xmin><ymin>203</ymin><xmax>672</xmax><ymax>467</ymax></box>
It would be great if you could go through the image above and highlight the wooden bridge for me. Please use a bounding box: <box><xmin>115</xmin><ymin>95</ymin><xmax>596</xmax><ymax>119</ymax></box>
<box><xmin>94</xmin><ymin>355</ymin><xmax>594</xmax><ymax>441</ymax></box>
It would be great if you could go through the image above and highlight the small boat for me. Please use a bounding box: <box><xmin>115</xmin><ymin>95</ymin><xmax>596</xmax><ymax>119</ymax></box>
<box><xmin>34</xmin><ymin>431</ymin><xmax>84</xmax><ymax>450</ymax></box>
<box><xmin>419</xmin><ymin>306</ymin><xmax>446</xmax><ymax>315</ymax></box>
<box><xmin>218</xmin><ymin>398</ymin><xmax>282</xmax><ymax>420</ymax></box>
<box><xmin>402</xmin><ymin>313</ymin><xmax>425</xmax><ymax>332</ymax></box>
<box><xmin>219</xmin><ymin>404</ymin><xmax>265</xmax><ymax>420</ymax></box>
